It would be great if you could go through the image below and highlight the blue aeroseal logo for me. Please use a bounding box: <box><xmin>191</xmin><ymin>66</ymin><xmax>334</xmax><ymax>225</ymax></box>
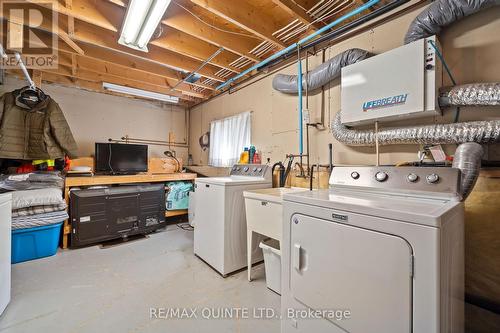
<box><xmin>363</xmin><ymin>94</ymin><xmax>408</xmax><ymax>112</ymax></box>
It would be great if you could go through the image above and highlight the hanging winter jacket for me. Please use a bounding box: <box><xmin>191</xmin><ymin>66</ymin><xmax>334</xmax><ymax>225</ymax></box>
<box><xmin>0</xmin><ymin>89</ymin><xmax>78</xmax><ymax>159</ymax></box>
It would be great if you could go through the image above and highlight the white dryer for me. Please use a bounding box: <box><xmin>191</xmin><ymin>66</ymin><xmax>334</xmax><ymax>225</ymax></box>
<box><xmin>0</xmin><ymin>193</ymin><xmax>12</xmax><ymax>316</ymax></box>
<box><xmin>282</xmin><ymin>166</ymin><xmax>464</xmax><ymax>333</ymax></box>
<box><xmin>194</xmin><ymin>164</ymin><xmax>272</xmax><ymax>276</ymax></box>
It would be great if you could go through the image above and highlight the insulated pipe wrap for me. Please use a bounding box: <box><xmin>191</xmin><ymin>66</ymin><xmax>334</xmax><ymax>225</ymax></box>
<box><xmin>439</xmin><ymin>82</ymin><xmax>500</xmax><ymax>107</ymax></box>
<box><xmin>332</xmin><ymin>112</ymin><xmax>500</xmax><ymax>146</ymax></box>
<box><xmin>452</xmin><ymin>142</ymin><xmax>483</xmax><ymax>200</ymax></box>
<box><xmin>272</xmin><ymin>48</ymin><xmax>370</xmax><ymax>94</ymax></box>
<box><xmin>404</xmin><ymin>0</ymin><xmax>500</xmax><ymax>44</ymax></box>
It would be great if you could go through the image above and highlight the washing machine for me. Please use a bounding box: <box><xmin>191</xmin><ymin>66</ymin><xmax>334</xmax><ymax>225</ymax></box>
<box><xmin>0</xmin><ymin>193</ymin><xmax>12</xmax><ymax>316</ymax></box>
<box><xmin>282</xmin><ymin>166</ymin><xmax>464</xmax><ymax>333</ymax></box>
<box><xmin>194</xmin><ymin>164</ymin><xmax>272</xmax><ymax>276</ymax></box>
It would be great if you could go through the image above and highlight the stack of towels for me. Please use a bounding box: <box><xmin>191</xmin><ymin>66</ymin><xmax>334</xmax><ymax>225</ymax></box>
<box><xmin>0</xmin><ymin>173</ymin><xmax>68</xmax><ymax>230</ymax></box>
<box><xmin>11</xmin><ymin>188</ymin><xmax>68</xmax><ymax>230</ymax></box>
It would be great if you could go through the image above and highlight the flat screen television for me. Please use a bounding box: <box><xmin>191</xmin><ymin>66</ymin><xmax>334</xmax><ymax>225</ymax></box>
<box><xmin>95</xmin><ymin>143</ymin><xmax>148</xmax><ymax>175</ymax></box>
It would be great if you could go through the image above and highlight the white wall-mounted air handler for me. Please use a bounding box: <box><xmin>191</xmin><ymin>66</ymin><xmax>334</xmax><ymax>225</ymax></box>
<box><xmin>341</xmin><ymin>36</ymin><xmax>443</xmax><ymax>126</ymax></box>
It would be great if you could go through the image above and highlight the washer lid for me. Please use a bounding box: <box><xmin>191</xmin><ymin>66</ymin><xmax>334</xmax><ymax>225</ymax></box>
<box><xmin>195</xmin><ymin>176</ymin><xmax>271</xmax><ymax>186</ymax></box>
<box><xmin>243</xmin><ymin>187</ymin><xmax>307</xmax><ymax>204</ymax></box>
<box><xmin>283</xmin><ymin>189</ymin><xmax>461</xmax><ymax>227</ymax></box>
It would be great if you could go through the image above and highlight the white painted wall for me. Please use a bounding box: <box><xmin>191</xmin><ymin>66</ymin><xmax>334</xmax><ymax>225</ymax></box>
<box><xmin>189</xmin><ymin>2</ymin><xmax>500</xmax><ymax>166</ymax></box>
<box><xmin>0</xmin><ymin>76</ymin><xmax>188</xmax><ymax>161</ymax></box>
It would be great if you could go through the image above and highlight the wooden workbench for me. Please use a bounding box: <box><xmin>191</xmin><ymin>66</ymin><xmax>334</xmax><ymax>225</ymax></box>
<box><xmin>63</xmin><ymin>172</ymin><xmax>197</xmax><ymax>249</ymax></box>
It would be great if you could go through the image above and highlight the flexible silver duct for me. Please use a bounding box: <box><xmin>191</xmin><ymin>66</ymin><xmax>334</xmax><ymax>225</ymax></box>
<box><xmin>404</xmin><ymin>0</ymin><xmax>500</xmax><ymax>44</ymax></box>
<box><xmin>331</xmin><ymin>103</ymin><xmax>500</xmax><ymax>146</ymax></box>
<box><xmin>272</xmin><ymin>48</ymin><xmax>370</xmax><ymax>93</ymax></box>
<box><xmin>439</xmin><ymin>82</ymin><xmax>500</xmax><ymax>107</ymax></box>
<box><xmin>452</xmin><ymin>142</ymin><xmax>483</xmax><ymax>200</ymax></box>
<box><xmin>331</xmin><ymin>0</ymin><xmax>500</xmax><ymax>147</ymax></box>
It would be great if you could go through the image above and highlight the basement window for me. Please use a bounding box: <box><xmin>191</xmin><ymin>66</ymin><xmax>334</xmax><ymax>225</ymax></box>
<box><xmin>209</xmin><ymin>112</ymin><xmax>251</xmax><ymax>167</ymax></box>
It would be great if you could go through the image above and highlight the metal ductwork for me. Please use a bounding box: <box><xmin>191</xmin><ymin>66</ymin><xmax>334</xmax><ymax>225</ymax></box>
<box><xmin>404</xmin><ymin>0</ymin><xmax>500</xmax><ymax>44</ymax></box>
<box><xmin>272</xmin><ymin>48</ymin><xmax>370</xmax><ymax>94</ymax></box>
<box><xmin>331</xmin><ymin>0</ymin><xmax>500</xmax><ymax>147</ymax></box>
<box><xmin>332</xmin><ymin>104</ymin><xmax>500</xmax><ymax>146</ymax></box>
<box><xmin>452</xmin><ymin>142</ymin><xmax>483</xmax><ymax>200</ymax></box>
<box><xmin>439</xmin><ymin>82</ymin><xmax>500</xmax><ymax>107</ymax></box>
<box><xmin>332</xmin><ymin>82</ymin><xmax>500</xmax><ymax>146</ymax></box>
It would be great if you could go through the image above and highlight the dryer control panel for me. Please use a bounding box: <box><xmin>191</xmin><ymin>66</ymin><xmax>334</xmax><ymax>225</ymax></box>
<box><xmin>230</xmin><ymin>164</ymin><xmax>269</xmax><ymax>177</ymax></box>
<box><xmin>329</xmin><ymin>166</ymin><xmax>461</xmax><ymax>198</ymax></box>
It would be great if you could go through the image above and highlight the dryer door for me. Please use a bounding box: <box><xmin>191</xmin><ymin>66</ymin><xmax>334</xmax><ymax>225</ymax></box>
<box><xmin>290</xmin><ymin>214</ymin><xmax>413</xmax><ymax>333</ymax></box>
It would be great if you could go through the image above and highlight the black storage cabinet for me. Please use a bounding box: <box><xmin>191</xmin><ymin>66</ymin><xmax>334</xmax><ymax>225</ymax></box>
<box><xmin>70</xmin><ymin>184</ymin><xmax>165</xmax><ymax>247</ymax></box>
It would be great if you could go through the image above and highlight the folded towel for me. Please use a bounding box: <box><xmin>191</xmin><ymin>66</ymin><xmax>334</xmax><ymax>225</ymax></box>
<box><xmin>11</xmin><ymin>188</ymin><xmax>64</xmax><ymax>210</ymax></box>
<box><xmin>12</xmin><ymin>202</ymin><xmax>67</xmax><ymax>217</ymax></box>
<box><xmin>12</xmin><ymin>210</ymin><xmax>69</xmax><ymax>230</ymax></box>
<box><xmin>0</xmin><ymin>172</ymin><xmax>63</xmax><ymax>191</ymax></box>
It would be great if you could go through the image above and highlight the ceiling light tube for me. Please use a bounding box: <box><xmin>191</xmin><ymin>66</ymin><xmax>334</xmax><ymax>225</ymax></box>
<box><xmin>118</xmin><ymin>0</ymin><xmax>171</xmax><ymax>52</ymax></box>
<box><xmin>136</xmin><ymin>0</ymin><xmax>171</xmax><ymax>49</ymax></box>
<box><xmin>103</xmin><ymin>82</ymin><xmax>179</xmax><ymax>104</ymax></box>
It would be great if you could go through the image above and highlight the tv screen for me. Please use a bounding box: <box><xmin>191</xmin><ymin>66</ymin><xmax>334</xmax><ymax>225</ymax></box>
<box><xmin>95</xmin><ymin>143</ymin><xmax>148</xmax><ymax>174</ymax></box>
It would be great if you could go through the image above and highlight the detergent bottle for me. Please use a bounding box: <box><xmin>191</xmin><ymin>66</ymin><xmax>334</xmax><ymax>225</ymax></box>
<box><xmin>239</xmin><ymin>147</ymin><xmax>250</xmax><ymax>164</ymax></box>
<box><xmin>249</xmin><ymin>146</ymin><xmax>256</xmax><ymax>164</ymax></box>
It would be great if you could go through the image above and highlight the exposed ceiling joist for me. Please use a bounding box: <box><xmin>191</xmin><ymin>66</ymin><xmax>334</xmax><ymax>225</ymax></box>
<box><xmin>2</xmin><ymin>0</ymin><xmax>391</xmax><ymax>104</ymax></box>
<box><xmin>26</xmin><ymin>0</ymin><xmax>118</xmax><ymax>32</ymax></box>
<box><xmin>58</xmin><ymin>30</ymin><xmax>84</xmax><ymax>54</ymax></box>
<box><xmin>73</xmin><ymin>21</ymin><xmax>225</xmax><ymax>82</ymax></box>
<box><xmin>5</xmin><ymin>18</ymin><xmax>215</xmax><ymax>91</ymax></box>
<box><xmin>1</xmin><ymin>4</ymin><xmax>226</xmax><ymax>83</ymax></box>
<box><xmin>44</xmin><ymin>57</ymin><xmax>194</xmax><ymax>101</ymax></box>
<box><xmin>0</xmin><ymin>29</ymin><xmax>209</xmax><ymax>99</ymax></box>
<box><xmin>41</xmin><ymin>63</ymin><xmax>198</xmax><ymax>102</ymax></box>
<box><xmin>0</xmin><ymin>5</ymin><xmax>84</xmax><ymax>54</ymax></box>
<box><xmin>105</xmin><ymin>0</ymin><xmax>262</xmax><ymax>64</ymax></box>
<box><xmin>76</xmin><ymin>44</ymin><xmax>215</xmax><ymax>91</ymax></box>
<box><xmin>37</xmin><ymin>0</ymin><xmax>242</xmax><ymax>73</ymax></box>
<box><xmin>189</xmin><ymin>0</ymin><xmax>286</xmax><ymax>49</ymax></box>
<box><xmin>7</xmin><ymin>70</ymin><xmax>193</xmax><ymax>106</ymax></box>
<box><xmin>60</xmin><ymin>54</ymin><xmax>208</xmax><ymax>99</ymax></box>
<box><xmin>271</xmin><ymin>0</ymin><xmax>320</xmax><ymax>30</ymax></box>
<box><xmin>150</xmin><ymin>28</ymin><xmax>241</xmax><ymax>73</ymax></box>
<box><xmin>162</xmin><ymin>3</ymin><xmax>261</xmax><ymax>63</ymax></box>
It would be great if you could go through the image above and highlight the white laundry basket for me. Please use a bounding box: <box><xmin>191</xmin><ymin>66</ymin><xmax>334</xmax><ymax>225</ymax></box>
<box><xmin>259</xmin><ymin>239</ymin><xmax>281</xmax><ymax>295</ymax></box>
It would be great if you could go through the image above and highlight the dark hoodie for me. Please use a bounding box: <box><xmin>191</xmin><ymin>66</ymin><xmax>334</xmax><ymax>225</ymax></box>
<box><xmin>0</xmin><ymin>88</ymin><xmax>78</xmax><ymax>159</ymax></box>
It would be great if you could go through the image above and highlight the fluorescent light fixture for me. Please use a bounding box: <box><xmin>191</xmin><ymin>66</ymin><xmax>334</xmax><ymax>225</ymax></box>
<box><xmin>118</xmin><ymin>0</ymin><xmax>171</xmax><ymax>52</ymax></box>
<box><xmin>103</xmin><ymin>82</ymin><xmax>179</xmax><ymax>104</ymax></box>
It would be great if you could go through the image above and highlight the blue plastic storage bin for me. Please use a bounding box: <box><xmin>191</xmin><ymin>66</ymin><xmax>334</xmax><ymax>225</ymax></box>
<box><xmin>11</xmin><ymin>222</ymin><xmax>63</xmax><ymax>264</ymax></box>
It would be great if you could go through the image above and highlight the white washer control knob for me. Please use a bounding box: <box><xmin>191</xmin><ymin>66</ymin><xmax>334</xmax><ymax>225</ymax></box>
<box><xmin>351</xmin><ymin>172</ymin><xmax>360</xmax><ymax>180</ymax></box>
<box><xmin>243</xmin><ymin>167</ymin><xmax>249</xmax><ymax>172</ymax></box>
<box><xmin>375</xmin><ymin>171</ymin><xmax>388</xmax><ymax>182</ymax></box>
<box><xmin>253</xmin><ymin>167</ymin><xmax>257</xmax><ymax>172</ymax></box>
<box><xmin>257</xmin><ymin>168</ymin><xmax>262</xmax><ymax>172</ymax></box>
<box><xmin>426</xmin><ymin>173</ymin><xmax>440</xmax><ymax>184</ymax></box>
<box><xmin>407</xmin><ymin>173</ymin><xmax>419</xmax><ymax>182</ymax></box>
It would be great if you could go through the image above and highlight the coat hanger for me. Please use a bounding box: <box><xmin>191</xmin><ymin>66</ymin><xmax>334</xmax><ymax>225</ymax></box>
<box><xmin>14</xmin><ymin>53</ymin><xmax>47</xmax><ymax>106</ymax></box>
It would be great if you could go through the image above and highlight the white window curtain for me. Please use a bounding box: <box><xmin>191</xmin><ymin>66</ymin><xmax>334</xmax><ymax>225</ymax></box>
<box><xmin>209</xmin><ymin>111</ymin><xmax>251</xmax><ymax>167</ymax></box>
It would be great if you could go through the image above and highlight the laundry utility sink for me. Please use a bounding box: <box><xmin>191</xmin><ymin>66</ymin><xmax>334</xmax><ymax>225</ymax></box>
<box><xmin>243</xmin><ymin>187</ymin><xmax>307</xmax><ymax>281</ymax></box>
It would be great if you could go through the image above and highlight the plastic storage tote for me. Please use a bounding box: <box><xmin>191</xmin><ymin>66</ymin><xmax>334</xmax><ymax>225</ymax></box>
<box><xmin>166</xmin><ymin>182</ymin><xmax>194</xmax><ymax>210</ymax></box>
<box><xmin>11</xmin><ymin>222</ymin><xmax>63</xmax><ymax>264</ymax></box>
<box><xmin>259</xmin><ymin>238</ymin><xmax>281</xmax><ymax>295</ymax></box>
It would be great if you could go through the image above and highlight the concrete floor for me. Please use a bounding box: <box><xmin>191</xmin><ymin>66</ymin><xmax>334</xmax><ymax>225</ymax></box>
<box><xmin>0</xmin><ymin>225</ymin><xmax>280</xmax><ymax>333</ymax></box>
